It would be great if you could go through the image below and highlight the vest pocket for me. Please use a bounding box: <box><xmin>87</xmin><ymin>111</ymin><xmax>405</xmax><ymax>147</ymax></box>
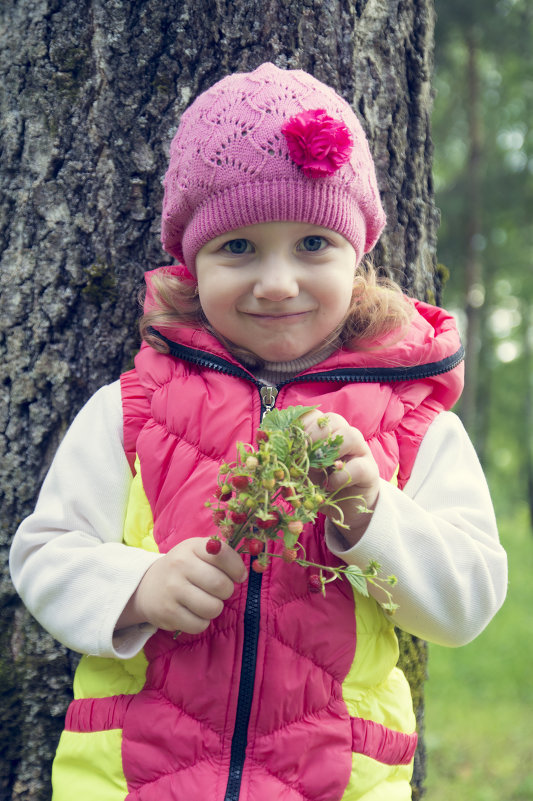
<box><xmin>65</xmin><ymin>694</ymin><xmax>135</xmax><ymax>732</ymax></box>
<box><xmin>350</xmin><ymin>716</ymin><xmax>417</xmax><ymax>765</ymax></box>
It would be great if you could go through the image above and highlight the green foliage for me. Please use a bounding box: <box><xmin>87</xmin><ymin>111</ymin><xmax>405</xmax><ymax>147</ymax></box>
<box><xmin>206</xmin><ymin>406</ymin><xmax>397</xmax><ymax>606</ymax></box>
<box><xmin>342</xmin><ymin>565</ymin><xmax>370</xmax><ymax>597</ymax></box>
<box><xmin>261</xmin><ymin>405</ymin><xmax>317</xmax><ymax>431</ymax></box>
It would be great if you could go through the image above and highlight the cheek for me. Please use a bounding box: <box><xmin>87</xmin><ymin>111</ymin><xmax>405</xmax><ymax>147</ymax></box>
<box><xmin>197</xmin><ymin>287</ymin><xmax>222</xmax><ymax>328</ymax></box>
<box><xmin>324</xmin><ymin>276</ymin><xmax>354</xmax><ymax>315</ymax></box>
<box><xmin>197</xmin><ymin>282</ymin><xmax>240</xmax><ymax>334</ymax></box>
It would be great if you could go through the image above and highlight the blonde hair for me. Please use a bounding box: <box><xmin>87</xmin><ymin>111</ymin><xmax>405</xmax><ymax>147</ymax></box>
<box><xmin>139</xmin><ymin>260</ymin><xmax>413</xmax><ymax>366</ymax></box>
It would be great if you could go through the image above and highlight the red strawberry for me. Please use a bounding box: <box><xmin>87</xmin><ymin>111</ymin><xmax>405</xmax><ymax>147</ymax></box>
<box><xmin>230</xmin><ymin>510</ymin><xmax>248</xmax><ymax>524</ymax></box>
<box><xmin>212</xmin><ymin>509</ymin><xmax>226</xmax><ymax>524</ymax></box>
<box><xmin>308</xmin><ymin>574</ymin><xmax>323</xmax><ymax>593</ymax></box>
<box><xmin>206</xmin><ymin>538</ymin><xmax>222</xmax><ymax>555</ymax></box>
<box><xmin>256</xmin><ymin>430</ymin><xmax>269</xmax><ymax>442</ymax></box>
<box><xmin>247</xmin><ymin>538</ymin><xmax>264</xmax><ymax>556</ymax></box>
<box><xmin>282</xmin><ymin>547</ymin><xmax>298</xmax><ymax>563</ymax></box>
<box><xmin>231</xmin><ymin>475</ymin><xmax>250</xmax><ymax>490</ymax></box>
<box><xmin>281</xmin><ymin>485</ymin><xmax>296</xmax><ymax>499</ymax></box>
<box><xmin>254</xmin><ymin>511</ymin><xmax>280</xmax><ymax>529</ymax></box>
<box><xmin>252</xmin><ymin>560</ymin><xmax>268</xmax><ymax>573</ymax></box>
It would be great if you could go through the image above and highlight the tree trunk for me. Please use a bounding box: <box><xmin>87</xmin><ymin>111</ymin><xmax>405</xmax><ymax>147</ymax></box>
<box><xmin>459</xmin><ymin>27</ymin><xmax>485</xmax><ymax>441</ymax></box>
<box><xmin>0</xmin><ymin>1</ymin><xmax>437</xmax><ymax>798</ymax></box>
<box><xmin>523</xmin><ymin>301</ymin><xmax>533</xmax><ymax>531</ymax></box>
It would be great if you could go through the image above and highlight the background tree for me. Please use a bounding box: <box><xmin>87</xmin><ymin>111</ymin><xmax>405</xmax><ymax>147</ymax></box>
<box><xmin>432</xmin><ymin>0</ymin><xmax>533</xmax><ymax>520</ymax></box>
<box><xmin>0</xmin><ymin>1</ymin><xmax>440</xmax><ymax>798</ymax></box>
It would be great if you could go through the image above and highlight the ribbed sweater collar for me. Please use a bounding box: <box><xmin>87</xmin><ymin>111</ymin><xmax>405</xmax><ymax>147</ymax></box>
<box><xmin>243</xmin><ymin>342</ymin><xmax>339</xmax><ymax>386</ymax></box>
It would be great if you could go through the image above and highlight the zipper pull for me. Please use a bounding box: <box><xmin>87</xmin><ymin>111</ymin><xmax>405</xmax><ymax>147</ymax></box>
<box><xmin>260</xmin><ymin>385</ymin><xmax>278</xmax><ymax>413</ymax></box>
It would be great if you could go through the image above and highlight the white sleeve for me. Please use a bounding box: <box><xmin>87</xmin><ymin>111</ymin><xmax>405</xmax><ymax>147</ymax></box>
<box><xmin>326</xmin><ymin>411</ymin><xmax>508</xmax><ymax>647</ymax></box>
<box><xmin>9</xmin><ymin>381</ymin><xmax>161</xmax><ymax>659</ymax></box>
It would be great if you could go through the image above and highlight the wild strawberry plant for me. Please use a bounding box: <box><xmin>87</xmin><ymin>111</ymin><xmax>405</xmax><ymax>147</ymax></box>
<box><xmin>205</xmin><ymin>405</ymin><xmax>398</xmax><ymax>612</ymax></box>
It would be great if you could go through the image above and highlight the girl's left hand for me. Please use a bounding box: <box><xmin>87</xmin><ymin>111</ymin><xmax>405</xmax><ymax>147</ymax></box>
<box><xmin>302</xmin><ymin>409</ymin><xmax>380</xmax><ymax>547</ymax></box>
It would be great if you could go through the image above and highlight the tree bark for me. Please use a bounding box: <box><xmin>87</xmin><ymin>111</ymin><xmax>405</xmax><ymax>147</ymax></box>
<box><xmin>0</xmin><ymin>1</ymin><xmax>437</xmax><ymax>798</ymax></box>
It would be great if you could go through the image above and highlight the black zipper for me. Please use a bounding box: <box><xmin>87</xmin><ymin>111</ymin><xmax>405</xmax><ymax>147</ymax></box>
<box><xmin>223</xmin><ymin>385</ymin><xmax>277</xmax><ymax>801</ymax></box>
<box><xmin>151</xmin><ymin>329</ymin><xmax>465</xmax><ymax>388</ymax></box>
<box><xmin>152</xmin><ymin>328</ymin><xmax>464</xmax><ymax>799</ymax></box>
<box><xmin>224</xmin><ymin>555</ymin><xmax>262</xmax><ymax>801</ymax></box>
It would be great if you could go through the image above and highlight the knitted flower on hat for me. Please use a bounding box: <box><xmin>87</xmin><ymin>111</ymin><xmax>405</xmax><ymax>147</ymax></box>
<box><xmin>281</xmin><ymin>109</ymin><xmax>353</xmax><ymax>177</ymax></box>
<box><xmin>161</xmin><ymin>63</ymin><xmax>386</xmax><ymax>274</ymax></box>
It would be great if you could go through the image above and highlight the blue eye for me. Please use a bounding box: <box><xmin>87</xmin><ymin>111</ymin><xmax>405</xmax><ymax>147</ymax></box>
<box><xmin>223</xmin><ymin>238</ymin><xmax>251</xmax><ymax>254</ymax></box>
<box><xmin>300</xmin><ymin>235</ymin><xmax>327</xmax><ymax>252</ymax></box>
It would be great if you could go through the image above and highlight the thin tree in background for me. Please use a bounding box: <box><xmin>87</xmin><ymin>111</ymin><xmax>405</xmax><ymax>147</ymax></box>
<box><xmin>461</xmin><ymin>26</ymin><xmax>485</xmax><ymax>442</ymax></box>
<box><xmin>523</xmin><ymin>302</ymin><xmax>533</xmax><ymax>529</ymax></box>
<box><xmin>0</xmin><ymin>1</ymin><xmax>440</xmax><ymax>798</ymax></box>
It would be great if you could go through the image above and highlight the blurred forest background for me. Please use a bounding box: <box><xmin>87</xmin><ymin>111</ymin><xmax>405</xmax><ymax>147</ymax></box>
<box><xmin>426</xmin><ymin>0</ymin><xmax>533</xmax><ymax>798</ymax></box>
<box><xmin>432</xmin><ymin>0</ymin><xmax>532</xmax><ymax>515</ymax></box>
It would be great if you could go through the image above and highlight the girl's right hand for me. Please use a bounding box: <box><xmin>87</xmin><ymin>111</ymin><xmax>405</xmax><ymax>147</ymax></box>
<box><xmin>116</xmin><ymin>538</ymin><xmax>248</xmax><ymax>635</ymax></box>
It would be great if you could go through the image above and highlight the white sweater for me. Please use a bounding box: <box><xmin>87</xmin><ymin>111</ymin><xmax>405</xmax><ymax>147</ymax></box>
<box><xmin>9</xmin><ymin>381</ymin><xmax>508</xmax><ymax>659</ymax></box>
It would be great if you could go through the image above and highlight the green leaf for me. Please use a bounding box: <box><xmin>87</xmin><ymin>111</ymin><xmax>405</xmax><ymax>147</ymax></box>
<box><xmin>236</xmin><ymin>442</ymin><xmax>250</xmax><ymax>462</ymax></box>
<box><xmin>343</xmin><ymin>565</ymin><xmax>370</xmax><ymax>597</ymax></box>
<box><xmin>282</xmin><ymin>529</ymin><xmax>299</xmax><ymax>549</ymax></box>
<box><xmin>308</xmin><ymin>434</ymin><xmax>343</xmax><ymax>469</ymax></box>
<box><xmin>268</xmin><ymin>430</ymin><xmax>290</xmax><ymax>463</ymax></box>
<box><xmin>261</xmin><ymin>405</ymin><xmax>317</xmax><ymax>431</ymax></box>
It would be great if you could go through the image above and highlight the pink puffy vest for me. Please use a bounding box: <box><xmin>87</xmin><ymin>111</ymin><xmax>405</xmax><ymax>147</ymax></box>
<box><xmin>104</xmin><ymin>290</ymin><xmax>463</xmax><ymax>800</ymax></box>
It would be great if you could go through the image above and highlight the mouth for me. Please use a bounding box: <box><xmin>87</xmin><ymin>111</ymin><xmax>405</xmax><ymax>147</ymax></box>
<box><xmin>243</xmin><ymin>310</ymin><xmax>311</xmax><ymax>320</ymax></box>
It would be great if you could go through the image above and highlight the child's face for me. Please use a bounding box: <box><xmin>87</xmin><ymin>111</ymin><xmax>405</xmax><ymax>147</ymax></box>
<box><xmin>195</xmin><ymin>222</ymin><xmax>357</xmax><ymax>363</ymax></box>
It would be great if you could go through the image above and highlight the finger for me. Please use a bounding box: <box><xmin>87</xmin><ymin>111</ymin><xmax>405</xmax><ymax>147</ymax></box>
<box><xmin>175</xmin><ymin>583</ymin><xmax>225</xmax><ymax>621</ymax></box>
<box><xmin>161</xmin><ymin>605</ymin><xmax>211</xmax><ymax>635</ymax></box>
<box><xmin>303</xmin><ymin>410</ymin><xmax>359</xmax><ymax>448</ymax></box>
<box><xmin>301</xmin><ymin>409</ymin><xmax>336</xmax><ymax>441</ymax></box>
<box><xmin>335</xmin><ymin>425</ymin><xmax>368</xmax><ymax>460</ymax></box>
<box><xmin>196</xmin><ymin>539</ymin><xmax>248</xmax><ymax>584</ymax></box>
<box><xmin>325</xmin><ymin>455</ymin><xmax>377</xmax><ymax>493</ymax></box>
<box><xmin>303</xmin><ymin>412</ymin><xmax>368</xmax><ymax>464</ymax></box>
<box><xmin>303</xmin><ymin>411</ymin><xmax>349</xmax><ymax>487</ymax></box>
<box><xmin>186</xmin><ymin>560</ymin><xmax>238</xmax><ymax>601</ymax></box>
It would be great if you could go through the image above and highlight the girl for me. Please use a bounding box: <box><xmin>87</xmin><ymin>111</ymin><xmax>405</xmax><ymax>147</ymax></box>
<box><xmin>10</xmin><ymin>63</ymin><xmax>507</xmax><ymax>801</ymax></box>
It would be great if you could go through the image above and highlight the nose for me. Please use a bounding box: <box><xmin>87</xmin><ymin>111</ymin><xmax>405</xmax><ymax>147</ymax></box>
<box><xmin>252</xmin><ymin>258</ymin><xmax>299</xmax><ymax>301</ymax></box>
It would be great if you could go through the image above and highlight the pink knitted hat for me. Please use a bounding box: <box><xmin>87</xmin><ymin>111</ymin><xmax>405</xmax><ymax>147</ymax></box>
<box><xmin>161</xmin><ymin>63</ymin><xmax>386</xmax><ymax>274</ymax></box>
